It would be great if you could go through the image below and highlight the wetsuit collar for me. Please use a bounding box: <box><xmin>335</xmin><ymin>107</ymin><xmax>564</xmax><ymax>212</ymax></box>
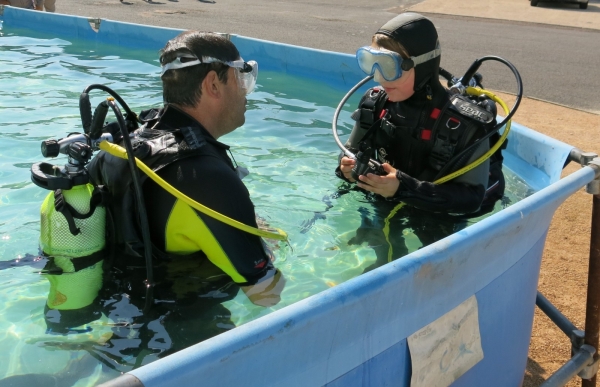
<box><xmin>153</xmin><ymin>104</ymin><xmax>231</xmax><ymax>151</ymax></box>
<box><xmin>402</xmin><ymin>79</ymin><xmax>446</xmax><ymax>107</ymax></box>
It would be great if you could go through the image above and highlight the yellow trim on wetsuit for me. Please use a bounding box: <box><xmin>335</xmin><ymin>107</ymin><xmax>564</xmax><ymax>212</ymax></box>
<box><xmin>99</xmin><ymin>141</ymin><xmax>288</xmax><ymax>241</ymax></box>
<box><xmin>165</xmin><ymin>199</ymin><xmax>247</xmax><ymax>283</ymax></box>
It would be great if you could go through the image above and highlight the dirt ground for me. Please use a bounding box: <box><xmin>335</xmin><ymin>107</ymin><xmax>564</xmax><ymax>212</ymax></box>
<box><xmin>491</xmin><ymin>93</ymin><xmax>600</xmax><ymax>386</ymax></box>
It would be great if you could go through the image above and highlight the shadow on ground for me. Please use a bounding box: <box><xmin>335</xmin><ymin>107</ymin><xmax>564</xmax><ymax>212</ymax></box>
<box><xmin>523</xmin><ymin>357</ymin><xmax>547</xmax><ymax>387</ymax></box>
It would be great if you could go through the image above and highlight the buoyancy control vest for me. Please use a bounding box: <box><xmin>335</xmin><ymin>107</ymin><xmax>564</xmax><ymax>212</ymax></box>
<box><xmin>353</xmin><ymin>86</ymin><xmax>505</xmax><ymax>188</ymax></box>
<box><xmin>87</xmin><ymin>108</ymin><xmax>210</xmax><ymax>260</ymax></box>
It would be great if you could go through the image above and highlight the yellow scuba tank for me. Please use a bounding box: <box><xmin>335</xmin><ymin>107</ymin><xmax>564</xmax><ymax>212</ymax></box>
<box><xmin>31</xmin><ymin>138</ymin><xmax>107</xmax><ymax>314</ymax></box>
<box><xmin>30</xmin><ymin>86</ymin><xmax>131</xmax><ymax>329</ymax></box>
<box><xmin>40</xmin><ymin>183</ymin><xmax>106</xmax><ymax>310</ymax></box>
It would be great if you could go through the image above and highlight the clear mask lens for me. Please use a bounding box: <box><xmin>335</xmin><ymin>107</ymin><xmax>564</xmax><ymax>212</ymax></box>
<box><xmin>373</xmin><ymin>68</ymin><xmax>385</xmax><ymax>83</ymax></box>
<box><xmin>235</xmin><ymin>60</ymin><xmax>258</xmax><ymax>95</ymax></box>
<box><xmin>356</xmin><ymin>46</ymin><xmax>403</xmax><ymax>82</ymax></box>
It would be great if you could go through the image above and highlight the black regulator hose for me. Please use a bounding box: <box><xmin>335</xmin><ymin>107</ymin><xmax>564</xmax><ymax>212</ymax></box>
<box><xmin>105</xmin><ymin>99</ymin><xmax>155</xmax><ymax>314</ymax></box>
<box><xmin>332</xmin><ymin>75</ymin><xmax>375</xmax><ymax>159</ymax></box>
<box><xmin>80</xmin><ymin>84</ymin><xmax>139</xmax><ymax>136</ymax></box>
<box><xmin>457</xmin><ymin>56</ymin><xmax>523</xmax><ymax>128</ymax></box>
<box><xmin>439</xmin><ymin>67</ymin><xmax>483</xmax><ymax>89</ymax></box>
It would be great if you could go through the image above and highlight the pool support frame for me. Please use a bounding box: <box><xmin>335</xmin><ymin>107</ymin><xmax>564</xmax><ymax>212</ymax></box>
<box><xmin>536</xmin><ymin>150</ymin><xmax>600</xmax><ymax>387</ymax></box>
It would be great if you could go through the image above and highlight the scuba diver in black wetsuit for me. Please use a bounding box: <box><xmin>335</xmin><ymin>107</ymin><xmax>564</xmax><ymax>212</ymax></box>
<box><xmin>334</xmin><ymin>13</ymin><xmax>509</xmax><ymax>269</ymax></box>
<box><xmin>84</xmin><ymin>31</ymin><xmax>286</xmax><ymax>352</ymax></box>
<box><xmin>87</xmin><ymin>31</ymin><xmax>286</xmax><ymax>307</ymax></box>
<box><xmin>23</xmin><ymin>31</ymin><xmax>287</xmax><ymax>368</ymax></box>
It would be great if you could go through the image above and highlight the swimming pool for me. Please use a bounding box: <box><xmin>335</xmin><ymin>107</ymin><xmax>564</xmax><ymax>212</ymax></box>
<box><xmin>0</xmin><ymin>21</ymin><xmax>539</xmax><ymax>387</ymax></box>
<box><xmin>0</xmin><ymin>25</ymin><xmax>534</xmax><ymax>386</ymax></box>
<box><xmin>0</xmin><ymin>8</ymin><xmax>592</xmax><ymax>387</ymax></box>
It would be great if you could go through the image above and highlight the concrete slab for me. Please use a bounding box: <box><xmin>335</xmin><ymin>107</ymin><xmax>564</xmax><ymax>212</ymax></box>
<box><xmin>409</xmin><ymin>0</ymin><xmax>600</xmax><ymax>31</ymax></box>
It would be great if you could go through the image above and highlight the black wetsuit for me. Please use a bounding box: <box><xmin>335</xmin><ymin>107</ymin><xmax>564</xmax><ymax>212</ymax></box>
<box><xmin>337</xmin><ymin>82</ymin><xmax>504</xmax><ymax>214</ymax></box>
<box><xmin>337</xmin><ymin>83</ymin><xmax>505</xmax><ymax>269</ymax></box>
<box><xmin>88</xmin><ymin>105</ymin><xmax>272</xmax><ymax>286</ymax></box>
<box><xmin>83</xmin><ymin>105</ymin><xmax>276</xmax><ymax>358</ymax></box>
<box><xmin>140</xmin><ymin>106</ymin><xmax>271</xmax><ymax>285</ymax></box>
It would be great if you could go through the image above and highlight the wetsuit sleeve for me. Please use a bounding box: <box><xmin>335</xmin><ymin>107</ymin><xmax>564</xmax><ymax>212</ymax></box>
<box><xmin>144</xmin><ymin>155</ymin><xmax>271</xmax><ymax>285</ymax></box>
<box><xmin>392</xmin><ymin>140</ymin><xmax>490</xmax><ymax>214</ymax></box>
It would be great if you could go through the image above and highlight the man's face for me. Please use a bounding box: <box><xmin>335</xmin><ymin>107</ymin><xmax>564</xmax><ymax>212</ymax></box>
<box><xmin>222</xmin><ymin>67</ymin><xmax>247</xmax><ymax>133</ymax></box>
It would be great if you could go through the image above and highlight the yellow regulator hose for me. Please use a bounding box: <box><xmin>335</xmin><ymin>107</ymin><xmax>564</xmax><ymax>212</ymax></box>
<box><xmin>99</xmin><ymin>141</ymin><xmax>288</xmax><ymax>241</ymax></box>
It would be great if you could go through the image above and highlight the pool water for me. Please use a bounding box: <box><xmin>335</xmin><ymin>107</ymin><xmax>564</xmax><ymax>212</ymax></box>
<box><xmin>0</xmin><ymin>27</ymin><xmax>534</xmax><ymax>386</ymax></box>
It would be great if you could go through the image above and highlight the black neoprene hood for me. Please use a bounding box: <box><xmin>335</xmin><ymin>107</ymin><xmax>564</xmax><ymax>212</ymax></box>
<box><xmin>376</xmin><ymin>12</ymin><xmax>441</xmax><ymax>91</ymax></box>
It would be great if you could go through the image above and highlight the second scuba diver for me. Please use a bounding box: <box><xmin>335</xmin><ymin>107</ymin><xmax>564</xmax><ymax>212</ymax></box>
<box><xmin>336</xmin><ymin>13</ymin><xmax>506</xmax><ymax>267</ymax></box>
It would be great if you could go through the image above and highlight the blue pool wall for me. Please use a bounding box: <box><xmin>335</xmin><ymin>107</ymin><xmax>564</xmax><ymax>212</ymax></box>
<box><xmin>1</xmin><ymin>7</ymin><xmax>364</xmax><ymax>90</ymax></box>
<box><xmin>1</xmin><ymin>7</ymin><xmax>593</xmax><ymax>387</ymax></box>
<box><xmin>124</xmin><ymin>168</ymin><xmax>592</xmax><ymax>387</ymax></box>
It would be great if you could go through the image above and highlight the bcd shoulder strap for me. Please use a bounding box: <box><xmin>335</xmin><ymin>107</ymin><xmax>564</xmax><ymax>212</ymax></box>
<box><xmin>354</xmin><ymin>88</ymin><xmax>389</xmax><ymax>130</ymax></box>
<box><xmin>347</xmin><ymin>88</ymin><xmax>392</xmax><ymax>150</ymax></box>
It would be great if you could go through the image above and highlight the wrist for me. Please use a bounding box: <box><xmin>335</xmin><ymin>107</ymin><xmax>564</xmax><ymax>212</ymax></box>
<box><xmin>335</xmin><ymin>166</ymin><xmax>355</xmax><ymax>183</ymax></box>
<box><xmin>390</xmin><ymin>170</ymin><xmax>404</xmax><ymax>199</ymax></box>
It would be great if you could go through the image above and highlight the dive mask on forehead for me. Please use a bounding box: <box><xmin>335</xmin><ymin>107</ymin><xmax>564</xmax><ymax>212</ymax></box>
<box><xmin>356</xmin><ymin>44</ymin><xmax>441</xmax><ymax>82</ymax></box>
<box><xmin>160</xmin><ymin>54</ymin><xmax>258</xmax><ymax>94</ymax></box>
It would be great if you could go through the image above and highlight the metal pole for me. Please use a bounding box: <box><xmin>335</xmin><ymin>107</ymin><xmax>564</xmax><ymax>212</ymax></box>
<box><xmin>541</xmin><ymin>345</ymin><xmax>595</xmax><ymax>387</ymax></box>
<box><xmin>536</xmin><ymin>292</ymin><xmax>579</xmax><ymax>339</ymax></box>
<box><xmin>583</xmin><ymin>194</ymin><xmax>600</xmax><ymax>387</ymax></box>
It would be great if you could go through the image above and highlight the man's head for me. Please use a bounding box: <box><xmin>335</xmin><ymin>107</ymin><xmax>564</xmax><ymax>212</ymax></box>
<box><xmin>160</xmin><ymin>31</ymin><xmax>240</xmax><ymax>107</ymax></box>
<box><xmin>160</xmin><ymin>31</ymin><xmax>258</xmax><ymax>137</ymax></box>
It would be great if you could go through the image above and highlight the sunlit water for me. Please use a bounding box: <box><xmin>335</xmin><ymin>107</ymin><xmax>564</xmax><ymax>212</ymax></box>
<box><xmin>0</xmin><ymin>26</ymin><xmax>535</xmax><ymax>386</ymax></box>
